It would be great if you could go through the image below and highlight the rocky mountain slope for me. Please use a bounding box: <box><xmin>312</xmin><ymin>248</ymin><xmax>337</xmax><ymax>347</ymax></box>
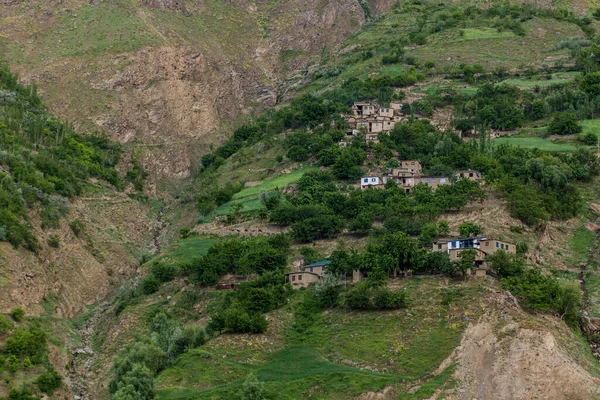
<box><xmin>0</xmin><ymin>0</ymin><xmax>395</xmax><ymax>191</ymax></box>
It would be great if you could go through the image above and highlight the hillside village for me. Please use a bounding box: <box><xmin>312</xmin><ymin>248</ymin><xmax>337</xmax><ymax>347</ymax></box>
<box><xmin>2</xmin><ymin>0</ymin><xmax>600</xmax><ymax>399</ymax></box>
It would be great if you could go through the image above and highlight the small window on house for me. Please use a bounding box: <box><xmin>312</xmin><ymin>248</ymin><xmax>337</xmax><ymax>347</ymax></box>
<box><xmin>496</xmin><ymin>242</ymin><xmax>499</xmax><ymax>248</ymax></box>
<box><xmin>485</xmin><ymin>242</ymin><xmax>489</xmax><ymax>246</ymax></box>
<box><xmin>440</xmin><ymin>178</ymin><xmax>446</xmax><ymax>184</ymax></box>
<box><xmin>372</xmin><ymin>178</ymin><xmax>377</xmax><ymax>182</ymax></box>
<box><xmin>292</xmin><ymin>275</ymin><xmax>296</xmax><ymax>282</ymax></box>
<box><xmin>469</xmin><ymin>173</ymin><xmax>474</xmax><ymax>177</ymax></box>
<box><xmin>298</xmin><ymin>275</ymin><xmax>302</xmax><ymax>281</ymax></box>
<box><xmin>501</xmin><ymin>244</ymin><xmax>504</xmax><ymax>249</ymax></box>
<box><xmin>506</xmin><ymin>245</ymin><xmax>509</xmax><ymax>251</ymax></box>
<box><xmin>438</xmin><ymin>244</ymin><xmax>442</xmax><ymax>249</ymax></box>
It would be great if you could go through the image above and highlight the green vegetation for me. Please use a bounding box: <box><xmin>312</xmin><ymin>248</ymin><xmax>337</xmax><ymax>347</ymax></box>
<box><xmin>493</xmin><ymin>136</ymin><xmax>582</xmax><ymax>152</ymax></box>
<box><xmin>0</xmin><ymin>66</ymin><xmax>121</xmax><ymax>250</ymax></box>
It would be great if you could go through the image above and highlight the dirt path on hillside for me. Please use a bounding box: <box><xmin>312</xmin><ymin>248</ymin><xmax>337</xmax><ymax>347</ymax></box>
<box><xmin>69</xmin><ymin>302</ymin><xmax>111</xmax><ymax>400</ymax></box>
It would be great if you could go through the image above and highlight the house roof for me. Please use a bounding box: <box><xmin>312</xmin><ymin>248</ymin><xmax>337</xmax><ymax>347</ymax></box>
<box><xmin>305</xmin><ymin>259</ymin><xmax>332</xmax><ymax>268</ymax></box>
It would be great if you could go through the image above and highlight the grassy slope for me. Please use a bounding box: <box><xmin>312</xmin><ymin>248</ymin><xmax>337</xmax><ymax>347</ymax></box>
<box><xmin>153</xmin><ymin>278</ymin><xmax>483</xmax><ymax>399</ymax></box>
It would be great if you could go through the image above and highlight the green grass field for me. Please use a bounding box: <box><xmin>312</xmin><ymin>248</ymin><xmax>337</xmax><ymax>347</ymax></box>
<box><xmin>152</xmin><ymin>278</ymin><xmax>481</xmax><ymax>399</ymax></box>
<box><xmin>155</xmin><ymin>347</ymin><xmax>395</xmax><ymax>399</ymax></box>
<box><xmin>500</xmin><ymin>72</ymin><xmax>581</xmax><ymax>88</ymax></box>
<box><xmin>156</xmin><ymin>235</ymin><xmax>217</xmax><ymax>266</ymax></box>
<box><xmin>581</xmin><ymin>120</ymin><xmax>600</xmax><ymax>139</ymax></box>
<box><xmin>202</xmin><ymin>167</ymin><xmax>318</xmax><ymax>222</ymax></box>
<box><xmin>493</xmin><ymin>136</ymin><xmax>582</xmax><ymax>152</ymax></box>
<box><xmin>460</xmin><ymin>27</ymin><xmax>516</xmax><ymax>40</ymax></box>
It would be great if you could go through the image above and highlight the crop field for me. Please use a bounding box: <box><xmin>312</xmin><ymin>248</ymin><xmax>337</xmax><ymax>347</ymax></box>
<box><xmin>493</xmin><ymin>136</ymin><xmax>582</xmax><ymax>152</ymax></box>
<box><xmin>202</xmin><ymin>167</ymin><xmax>318</xmax><ymax>222</ymax></box>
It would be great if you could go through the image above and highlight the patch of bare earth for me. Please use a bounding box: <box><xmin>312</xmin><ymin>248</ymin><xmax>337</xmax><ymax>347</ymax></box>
<box><xmin>433</xmin><ymin>287</ymin><xmax>600</xmax><ymax>400</ymax></box>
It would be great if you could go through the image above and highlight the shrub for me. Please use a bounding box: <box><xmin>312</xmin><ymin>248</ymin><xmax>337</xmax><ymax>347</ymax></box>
<box><xmin>5</xmin><ymin>327</ymin><xmax>47</xmax><ymax>363</ymax></box>
<box><xmin>547</xmin><ymin>112</ymin><xmax>582</xmax><ymax>135</ymax></box>
<box><xmin>345</xmin><ymin>283</ymin><xmax>371</xmax><ymax>310</ymax></box>
<box><xmin>69</xmin><ymin>219</ymin><xmax>85</xmax><ymax>237</ymax></box>
<box><xmin>0</xmin><ymin>314</ymin><xmax>14</xmax><ymax>333</ymax></box>
<box><xmin>37</xmin><ymin>368</ymin><xmax>62</xmax><ymax>395</ymax></box>
<box><xmin>47</xmin><ymin>234</ymin><xmax>59</xmax><ymax>248</ymax></box>
<box><xmin>238</xmin><ymin>373</ymin><xmax>265</xmax><ymax>400</ymax></box>
<box><xmin>458</xmin><ymin>222</ymin><xmax>483</xmax><ymax>237</ymax></box>
<box><xmin>248</xmin><ymin>314</ymin><xmax>268</xmax><ymax>334</ymax></box>
<box><xmin>10</xmin><ymin>308</ymin><xmax>25</xmax><ymax>322</ymax></box>
<box><xmin>150</xmin><ymin>261</ymin><xmax>175</xmax><ymax>283</ymax></box>
<box><xmin>141</xmin><ymin>274</ymin><xmax>160</xmax><ymax>295</ymax></box>
<box><xmin>372</xmin><ymin>288</ymin><xmax>408</xmax><ymax>309</ymax></box>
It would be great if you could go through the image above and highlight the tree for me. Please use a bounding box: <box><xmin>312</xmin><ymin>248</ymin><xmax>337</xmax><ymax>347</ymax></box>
<box><xmin>348</xmin><ymin>212</ymin><xmax>373</xmax><ymax>235</ymax></box>
<box><xmin>419</xmin><ymin>222</ymin><xmax>438</xmax><ymax>246</ymax></box>
<box><xmin>459</xmin><ymin>222</ymin><xmax>483</xmax><ymax>237</ymax></box>
<box><xmin>238</xmin><ymin>374</ymin><xmax>265</xmax><ymax>400</ymax></box>
<box><xmin>112</xmin><ymin>364</ymin><xmax>154</xmax><ymax>400</ymax></box>
<box><xmin>454</xmin><ymin>249</ymin><xmax>476</xmax><ymax>278</ymax></box>
<box><xmin>487</xmin><ymin>250</ymin><xmax>524</xmax><ymax>278</ymax></box>
<box><xmin>547</xmin><ymin>112</ymin><xmax>582</xmax><ymax>135</ymax></box>
<box><xmin>37</xmin><ymin>368</ymin><xmax>62</xmax><ymax>395</ymax></box>
<box><xmin>558</xmin><ymin>282</ymin><xmax>582</xmax><ymax>329</ymax></box>
<box><xmin>580</xmin><ymin>71</ymin><xmax>600</xmax><ymax>95</ymax></box>
<box><xmin>438</xmin><ymin>220</ymin><xmax>450</xmax><ymax>236</ymax></box>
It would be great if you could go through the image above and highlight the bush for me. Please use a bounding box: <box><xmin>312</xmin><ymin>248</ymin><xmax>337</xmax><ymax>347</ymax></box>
<box><xmin>458</xmin><ymin>222</ymin><xmax>483</xmax><ymax>237</ymax></box>
<box><xmin>0</xmin><ymin>313</ymin><xmax>14</xmax><ymax>332</ymax></box>
<box><xmin>547</xmin><ymin>112</ymin><xmax>582</xmax><ymax>135</ymax></box>
<box><xmin>141</xmin><ymin>274</ymin><xmax>160</xmax><ymax>295</ymax></box>
<box><xmin>10</xmin><ymin>308</ymin><xmax>25</xmax><ymax>322</ymax></box>
<box><xmin>150</xmin><ymin>261</ymin><xmax>175</xmax><ymax>283</ymax></box>
<box><xmin>238</xmin><ymin>373</ymin><xmax>265</xmax><ymax>400</ymax></box>
<box><xmin>37</xmin><ymin>368</ymin><xmax>62</xmax><ymax>395</ymax></box>
<box><xmin>248</xmin><ymin>314</ymin><xmax>268</xmax><ymax>334</ymax></box>
<box><xmin>372</xmin><ymin>288</ymin><xmax>408</xmax><ymax>309</ymax></box>
<box><xmin>345</xmin><ymin>283</ymin><xmax>371</xmax><ymax>310</ymax></box>
<box><xmin>5</xmin><ymin>327</ymin><xmax>47</xmax><ymax>363</ymax></box>
<box><xmin>47</xmin><ymin>234</ymin><xmax>59</xmax><ymax>248</ymax></box>
<box><xmin>69</xmin><ymin>219</ymin><xmax>85</xmax><ymax>237</ymax></box>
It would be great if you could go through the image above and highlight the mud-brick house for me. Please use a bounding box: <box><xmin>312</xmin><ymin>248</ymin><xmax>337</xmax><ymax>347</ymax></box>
<box><xmin>360</xmin><ymin>176</ymin><xmax>384</xmax><ymax>190</ymax></box>
<box><xmin>365</xmin><ymin>133</ymin><xmax>380</xmax><ymax>143</ymax></box>
<box><xmin>286</xmin><ymin>260</ymin><xmax>332</xmax><ymax>289</ymax></box>
<box><xmin>455</xmin><ymin>170</ymin><xmax>482</xmax><ymax>181</ymax></box>
<box><xmin>353</xmin><ymin>102</ymin><xmax>377</xmax><ymax>117</ymax></box>
<box><xmin>379</xmin><ymin>107</ymin><xmax>394</xmax><ymax>118</ymax></box>
<box><xmin>432</xmin><ymin>237</ymin><xmax>516</xmax><ymax>276</ymax></box>
<box><xmin>414</xmin><ymin>176</ymin><xmax>450</xmax><ymax>190</ymax></box>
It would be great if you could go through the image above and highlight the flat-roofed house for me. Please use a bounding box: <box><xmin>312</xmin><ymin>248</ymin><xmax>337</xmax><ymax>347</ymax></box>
<box><xmin>432</xmin><ymin>237</ymin><xmax>517</xmax><ymax>277</ymax></box>
<box><xmin>456</xmin><ymin>170</ymin><xmax>482</xmax><ymax>181</ymax></box>
<box><xmin>360</xmin><ymin>176</ymin><xmax>384</xmax><ymax>190</ymax></box>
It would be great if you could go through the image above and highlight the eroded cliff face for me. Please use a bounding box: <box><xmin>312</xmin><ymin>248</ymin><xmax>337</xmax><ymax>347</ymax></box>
<box><xmin>0</xmin><ymin>0</ymin><xmax>394</xmax><ymax>190</ymax></box>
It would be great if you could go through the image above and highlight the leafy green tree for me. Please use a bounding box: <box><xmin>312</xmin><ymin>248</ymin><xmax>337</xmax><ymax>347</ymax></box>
<box><xmin>238</xmin><ymin>374</ymin><xmax>265</xmax><ymax>400</ymax></box>
<box><xmin>112</xmin><ymin>364</ymin><xmax>154</xmax><ymax>400</ymax></box>
<box><xmin>454</xmin><ymin>249</ymin><xmax>476</xmax><ymax>278</ymax></box>
<box><xmin>458</xmin><ymin>222</ymin><xmax>483</xmax><ymax>237</ymax></box>
<box><xmin>558</xmin><ymin>282</ymin><xmax>582</xmax><ymax>329</ymax></box>
<box><xmin>487</xmin><ymin>250</ymin><xmax>524</xmax><ymax>278</ymax></box>
<box><xmin>419</xmin><ymin>222</ymin><xmax>438</xmax><ymax>246</ymax></box>
<box><xmin>580</xmin><ymin>71</ymin><xmax>600</xmax><ymax>95</ymax></box>
<box><xmin>37</xmin><ymin>368</ymin><xmax>62</xmax><ymax>395</ymax></box>
<box><xmin>348</xmin><ymin>212</ymin><xmax>374</xmax><ymax>235</ymax></box>
<box><xmin>547</xmin><ymin>112</ymin><xmax>582</xmax><ymax>135</ymax></box>
<box><xmin>438</xmin><ymin>220</ymin><xmax>450</xmax><ymax>236</ymax></box>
